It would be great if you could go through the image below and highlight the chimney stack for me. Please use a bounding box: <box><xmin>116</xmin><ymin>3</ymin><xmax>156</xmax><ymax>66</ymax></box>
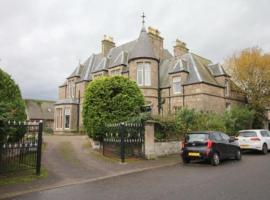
<box><xmin>101</xmin><ymin>35</ymin><xmax>115</xmax><ymax>56</ymax></box>
<box><xmin>147</xmin><ymin>26</ymin><xmax>164</xmax><ymax>59</ymax></box>
<box><xmin>174</xmin><ymin>39</ymin><xmax>189</xmax><ymax>57</ymax></box>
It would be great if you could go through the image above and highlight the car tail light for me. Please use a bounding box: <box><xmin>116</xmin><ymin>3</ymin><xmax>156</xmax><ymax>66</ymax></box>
<box><xmin>250</xmin><ymin>137</ymin><xmax>260</xmax><ymax>141</ymax></box>
<box><xmin>207</xmin><ymin>140</ymin><xmax>213</xmax><ymax>148</ymax></box>
<box><xmin>181</xmin><ymin>141</ymin><xmax>186</xmax><ymax>148</ymax></box>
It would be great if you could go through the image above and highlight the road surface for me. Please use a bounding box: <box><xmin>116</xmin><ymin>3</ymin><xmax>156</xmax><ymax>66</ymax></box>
<box><xmin>5</xmin><ymin>152</ymin><xmax>270</xmax><ymax>200</ymax></box>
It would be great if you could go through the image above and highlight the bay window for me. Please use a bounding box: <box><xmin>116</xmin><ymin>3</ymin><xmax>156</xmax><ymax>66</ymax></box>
<box><xmin>137</xmin><ymin>63</ymin><xmax>151</xmax><ymax>86</ymax></box>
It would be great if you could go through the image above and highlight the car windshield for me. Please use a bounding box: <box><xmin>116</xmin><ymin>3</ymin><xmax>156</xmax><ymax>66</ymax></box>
<box><xmin>186</xmin><ymin>134</ymin><xmax>208</xmax><ymax>142</ymax></box>
<box><xmin>238</xmin><ymin>131</ymin><xmax>257</xmax><ymax>137</ymax></box>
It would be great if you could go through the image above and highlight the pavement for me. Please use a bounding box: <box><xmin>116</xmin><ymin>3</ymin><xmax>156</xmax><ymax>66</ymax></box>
<box><xmin>4</xmin><ymin>151</ymin><xmax>270</xmax><ymax>200</ymax></box>
<box><xmin>0</xmin><ymin>135</ymin><xmax>180</xmax><ymax>199</ymax></box>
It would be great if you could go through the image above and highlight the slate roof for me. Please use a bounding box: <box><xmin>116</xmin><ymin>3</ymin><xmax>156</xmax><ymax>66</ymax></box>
<box><xmin>65</xmin><ymin>27</ymin><xmax>226</xmax><ymax>89</ymax></box>
<box><xmin>159</xmin><ymin>52</ymin><xmax>220</xmax><ymax>88</ymax></box>
<box><xmin>25</xmin><ymin>99</ymin><xmax>55</xmax><ymax>120</ymax></box>
<box><xmin>128</xmin><ymin>27</ymin><xmax>157</xmax><ymax>61</ymax></box>
<box><xmin>208</xmin><ymin>63</ymin><xmax>228</xmax><ymax>77</ymax></box>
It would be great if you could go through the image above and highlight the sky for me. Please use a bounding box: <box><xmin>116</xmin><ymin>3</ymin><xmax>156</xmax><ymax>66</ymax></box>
<box><xmin>0</xmin><ymin>0</ymin><xmax>270</xmax><ymax>100</ymax></box>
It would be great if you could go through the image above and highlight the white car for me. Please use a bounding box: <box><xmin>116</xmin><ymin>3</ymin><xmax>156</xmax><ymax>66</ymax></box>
<box><xmin>237</xmin><ymin>129</ymin><xmax>270</xmax><ymax>154</ymax></box>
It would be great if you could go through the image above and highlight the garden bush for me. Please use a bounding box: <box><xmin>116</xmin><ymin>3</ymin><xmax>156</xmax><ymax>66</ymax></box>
<box><xmin>83</xmin><ymin>76</ymin><xmax>144</xmax><ymax>140</ymax></box>
<box><xmin>224</xmin><ymin>105</ymin><xmax>254</xmax><ymax>135</ymax></box>
<box><xmin>174</xmin><ymin>106</ymin><xmax>254</xmax><ymax>136</ymax></box>
<box><xmin>0</xmin><ymin>68</ymin><xmax>26</xmax><ymax>143</ymax></box>
<box><xmin>153</xmin><ymin>115</ymin><xmax>179</xmax><ymax>141</ymax></box>
<box><xmin>175</xmin><ymin>107</ymin><xmax>199</xmax><ymax>135</ymax></box>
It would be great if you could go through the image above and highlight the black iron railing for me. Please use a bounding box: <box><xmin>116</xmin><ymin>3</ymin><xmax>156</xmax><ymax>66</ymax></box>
<box><xmin>103</xmin><ymin>123</ymin><xmax>144</xmax><ymax>162</ymax></box>
<box><xmin>0</xmin><ymin>121</ymin><xmax>43</xmax><ymax>175</ymax></box>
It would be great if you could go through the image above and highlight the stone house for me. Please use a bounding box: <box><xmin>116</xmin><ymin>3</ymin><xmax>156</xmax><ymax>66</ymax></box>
<box><xmin>54</xmin><ymin>22</ymin><xmax>245</xmax><ymax>133</ymax></box>
<box><xmin>24</xmin><ymin>99</ymin><xmax>55</xmax><ymax>130</ymax></box>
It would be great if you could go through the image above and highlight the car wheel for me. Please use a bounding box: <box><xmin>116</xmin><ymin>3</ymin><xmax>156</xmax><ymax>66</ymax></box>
<box><xmin>211</xmin><ymin>153</ymin><xmax>220</xmax><ymax>166</ymax></box>
<box><xmin>235</xmin><ymin>149</ymin><xmax>242</xmax><ymax>161</ymax></box>
<box><xmin>182</xmin><ymin>157</ymin><xmax>190</xmax><ymax>164</ymax></box>
<box><xmin>262</xmin><ymin>144</ymin><xmax>268</xmax><ymax>155</ymax></box>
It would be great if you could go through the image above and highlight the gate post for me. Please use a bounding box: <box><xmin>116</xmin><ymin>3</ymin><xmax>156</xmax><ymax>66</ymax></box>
<box><xmin>36</xmin><ymin>121</ymin><xmax>43</xmax><ymax>175</ymax></box>
<box><xmin>144</xmin><ymin>120</ymin><xmax>156</xmax><ymax>159</ymax></box>
<box><xmin>120</xmin><ymin>123</ymin><xmax>125</xmax><ymax>163</ymax></box>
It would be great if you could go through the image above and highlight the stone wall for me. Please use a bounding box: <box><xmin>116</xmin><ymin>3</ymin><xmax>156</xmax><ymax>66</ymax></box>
<box><xmin>154</xmin><ymin>141</ymin><xmax>181</xmax><ymax>157</ymax></box>
<box><xmin>59</xmin><ymin>86</ymin><xmax>66</xmax><ymax>100</ymax></box>
<box><xmin>144</xmin><ymin>121</ymin><xmax>180</xmax><ymax>159</ymax></box>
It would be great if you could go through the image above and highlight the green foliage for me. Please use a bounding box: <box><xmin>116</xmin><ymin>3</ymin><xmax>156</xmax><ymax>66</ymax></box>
<box><xmin>0</xmin><ymin>68</ymin><xmax>26</xmax><ymax>143</ymax></box>
<box><xmin>44</xmin><ymin>127</ymin><xmax>54</xmax><ymax>134</ymax></box>
<box><xmin>83</xmin><ymin>76</ymin><xmax>144</xmax><ymax>140</ymax></box>
<box><xmin>175</xmin><ymin>107</ymin><xmax>199</xmax><ymax>135</ymax></box>
<box><xmin>153</xmin><ymin>115</ymin><xmax>179</xmax><ymax>141</ymax></box>
<box><xmin>224</xmin><ymin>106</ymin><xmax>254</xmax><ymax>135</ymax></box>
<box><xmin>174</xmin><ymin>106</ymin><xmax>254</xmax><ymax>136</ymax></box>
<box><xmin>196</xmin><ymin>112</ymin><xmax>226</xmax><ymax>133</ymax></box>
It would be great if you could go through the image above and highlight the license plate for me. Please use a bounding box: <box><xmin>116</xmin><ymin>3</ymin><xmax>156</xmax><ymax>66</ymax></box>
<box><xmin>188</xmin><ymin>152</ymin><xmax>200</xmax><ymax>157</ymax></box>
<box><xmin>240</xmin><ymin>145</ymin><xmax>249</xmax><ymax>148</ymax></box>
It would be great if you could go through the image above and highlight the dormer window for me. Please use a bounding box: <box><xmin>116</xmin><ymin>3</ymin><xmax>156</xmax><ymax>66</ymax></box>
<box><xmin>137</xmin><ymin>62</ymin><xmax>151</xmax><ymax>86</ymax></box>
<box><xmin>172</xmin><ymin>77</ymin><xmax>181</xmax><ymax>94</ymax></box>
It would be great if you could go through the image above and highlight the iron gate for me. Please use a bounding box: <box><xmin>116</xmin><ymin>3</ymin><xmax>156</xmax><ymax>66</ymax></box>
<box><xmin>103</xmin><ymin>123</ymin><xmax>144</xmax><ymax>162</ymax></box>
<box><xmin>0</xmin><ymin>120</ymin><xmax>43</xmax><ymax>175</ymax></box>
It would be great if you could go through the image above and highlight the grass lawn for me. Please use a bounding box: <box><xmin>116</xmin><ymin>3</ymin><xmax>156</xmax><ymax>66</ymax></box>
<box><xmin>0</xmin><ymin>167</ymin><xmax>47</xmax><ymax>187</ymax></box>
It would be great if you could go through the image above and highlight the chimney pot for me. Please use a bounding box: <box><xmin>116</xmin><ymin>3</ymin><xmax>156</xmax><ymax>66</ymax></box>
<box><xmin>102</xmin><ymin>35</ymin><xmax>115</xmax><ymax>56</ymax></box>
<box><xmin>174</xmin><ymin>38</ymin><xmax>189</xmax><ymax>57</ymax></box>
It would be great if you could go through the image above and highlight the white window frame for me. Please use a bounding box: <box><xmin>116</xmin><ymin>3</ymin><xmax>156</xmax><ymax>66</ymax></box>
<box><xmin>137</xmin><ymin>62</ymin><xmax>151</xmax><ymax>86</ymax></box>
<box><xmin>67</xmin><ymin>81</ymin><xmax>75</xmax><ymax>99</ymax></box>
<box><xmin>225</xmin><ymin>79</ymin><xmax>230</xmax><ymax>96</ymax></box>
<box><xmin>137</xmin><ymin>63</ymin><xmax>144</xmax><ymax>86</ymax></box>
<box><xmin>64</xmin><ymin>108</ymin><xmax>71</xmax><ymax>129</ymax></box>
<box><xmin>172</xmin><ymin>77</ymin><xmax>182</xmax><ymax>94</ymax></box>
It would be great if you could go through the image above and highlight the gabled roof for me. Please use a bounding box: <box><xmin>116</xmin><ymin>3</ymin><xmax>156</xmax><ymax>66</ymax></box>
<box><xmin>109</xmin><ymin>51</ymin><xmax>129</xmax><ymax>68</ymax></box>
<box><xmin>160</xmin><ymin>52</ymin><xmax>220</xmax><ymax>88</ymax></box>
<box><xmin>183</xmin><ymin>53</ymin><xmax>218</xmax><ymax>85</ymax></box>
<box><xmin>24</xmin><ymin>99</ymin><xmax>55</xmax><ymax>120</ymax></box>
<box><xmin>128</xmin><ymin>27</ymin><xmax>157</xmax><ymax>61</ymax></box>
<box><xmin>169</xmin><ymin>59</ymin><xmax>188</xmax><ymax>74</ymax></box>
<box><xmin>208</xmin><ymin>63</ymin><xmax>229</xmax><ymax>77</ymax></box>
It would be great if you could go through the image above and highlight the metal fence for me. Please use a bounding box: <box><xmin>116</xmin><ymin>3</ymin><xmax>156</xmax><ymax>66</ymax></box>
<box><xmin>0</xmin><ymin>121</ymin><xmax>43</xmax><ymax>175</ymax></box>
<box><xmin>103</xmin><ymin>123</ymin><xmax>144</xmax><ymax>162</ymax></box>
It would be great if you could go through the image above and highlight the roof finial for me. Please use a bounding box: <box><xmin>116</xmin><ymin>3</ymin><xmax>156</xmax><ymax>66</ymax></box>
<box><xmin>141</xmin><ymin>12</ymin><xmax>146</xmax><ymax>27</ymax></box>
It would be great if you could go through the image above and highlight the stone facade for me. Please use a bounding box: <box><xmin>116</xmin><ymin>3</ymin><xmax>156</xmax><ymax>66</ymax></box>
<box><xmin>54</xmin><ymin>23</ymin><xmax>246</xmax><ymax>133</ymax></box>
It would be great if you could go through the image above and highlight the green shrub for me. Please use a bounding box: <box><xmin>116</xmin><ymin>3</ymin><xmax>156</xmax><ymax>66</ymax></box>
<box><xmin>175</xmin><ymin>107</ymin><xmax>199</xmax><ymax>135</ymax></box>
<box><xmin>83</xmin><ymin>76</ymin><xmax>144</xmax><ymax>140</ymax></box>
<box><xmin>153</xmin><ymin>115</ymin><xmax>179</xmax><ymax>141</ymax></box>
<box><xmin>0</xmin><ymin>68</ymin><xmax>26</xmax><ymax>143</ymax></box>
<box><xmin>44</xmin><ymin>127</ymin><xmax>54</xmax><ymax>134</ymax></box>
<box><xmin>224</xmin><ymin>106</ymin><xmax>254</xmax><ymax>135</ymax></box>
<box><xmin>196</xmin><ymin>111</ymin><xmax>226</xmax><ymax>132</ymax></box>
<box><xmin>174</xmin><ymin>106</ymin><xmax>254</xmax><ymax>136</ymax></box>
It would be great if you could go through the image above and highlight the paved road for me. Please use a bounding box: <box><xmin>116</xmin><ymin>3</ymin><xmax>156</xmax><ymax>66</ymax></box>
<box><xmin>6</xmin><ymin>152</ymin><xmax>270</xmax><ymax>200</ymax></box>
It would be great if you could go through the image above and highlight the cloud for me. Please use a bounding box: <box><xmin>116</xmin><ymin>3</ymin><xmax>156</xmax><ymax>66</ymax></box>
<box><xmin>0</xmin><ymin>0</ymin><xmax>269</xmax><ymax>100</ymax></box>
